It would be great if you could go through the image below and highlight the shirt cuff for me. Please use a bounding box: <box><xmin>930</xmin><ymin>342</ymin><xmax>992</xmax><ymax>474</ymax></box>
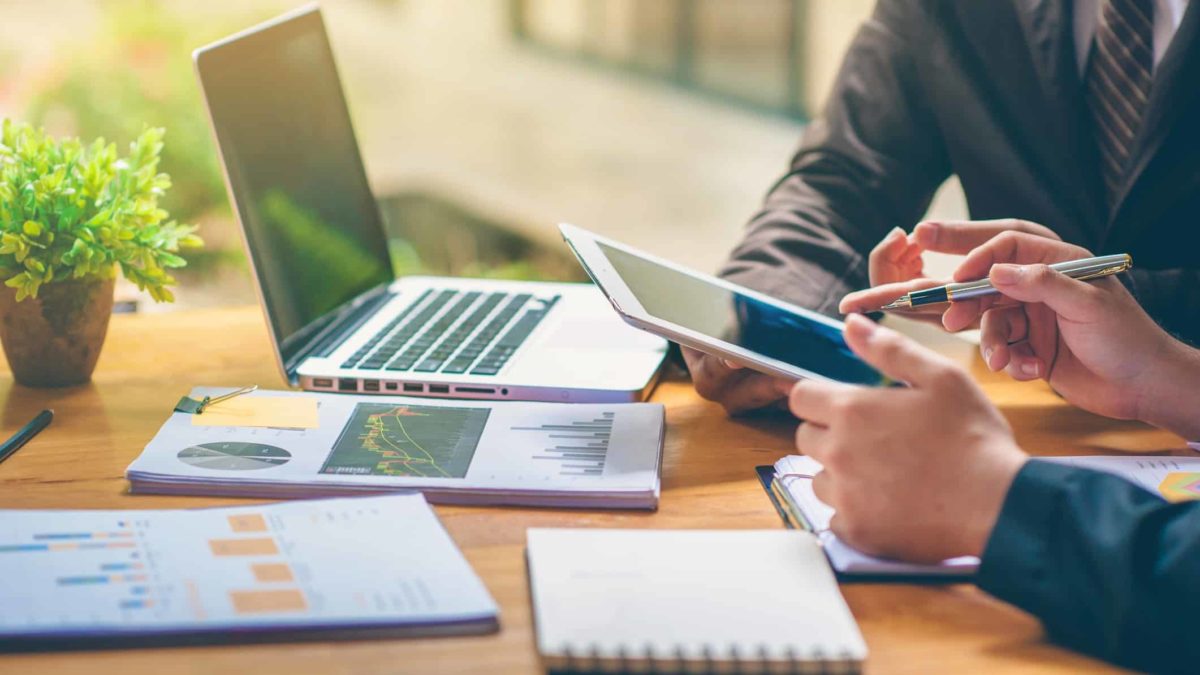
<box><xmin>974</xmin><ymin>460</ymin><xmax>1078</xmax><ymax>618</ymax></box>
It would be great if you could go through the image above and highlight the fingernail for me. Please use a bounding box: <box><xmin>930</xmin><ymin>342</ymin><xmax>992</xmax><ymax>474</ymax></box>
<box><xmin>1020</xmin><ymin>360</ymin><xmax>1039</xmax><ymax>377</ymax></box>
<box><xmin>991</xmin><ymin>264</ymin><xmax>1022</xmax><ymax>285</ymax></box>
<box><xmin>983</xmin><ymin>347</ymin><xmax>993</xmax><ymax>366</ymax></box>
<box><xmin>917</xmin><ymin>221</ymin><xmax>938</xmax><ymax>242</ymax></box>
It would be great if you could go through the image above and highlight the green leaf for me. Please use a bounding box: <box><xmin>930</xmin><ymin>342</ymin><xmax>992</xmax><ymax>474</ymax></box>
<box><xmin>0</xmin><ymin>119</ymin><xmax>202</xmax><ymax>303</ymax></box>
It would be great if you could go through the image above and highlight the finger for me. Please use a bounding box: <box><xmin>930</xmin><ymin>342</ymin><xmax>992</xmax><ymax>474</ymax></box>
<box><xmin>828</xmin><ymin>513</ymin><xmax>860</xmax><ymax>548</ymax></box>
<box><xmin>794</xmin><ymin>421</ymin><xmax>829</xmax><ymax>459</ymax></box>
<box><xmin>915</xmin><ymin>219</ymin><xmax>1061</xmax><ymax>255</ymax></box>
<box><xmin>716</xmin><ymin>373</ymin><xmax>793</xmax><ymax>415</ymax></box>
<box><xmin>688</xmin><ymin>351</ymin><xmax>782</xmax><ymax>413</ymax></box>
<box><xmin>989</xmin><ymin>264</ymin><xmax>1107</xmax><ymax>323</ymax></box>
<box><xmin>941</xmin><ymin>297</ymin><xmax>983</xmax><ymax>332</ymax></box>
<box><xmin>1005</xmin><ymin>341</ymin><xmax>1044</xmax><ymax>381</ymax></box>
<box><xmin>869</xmin><ymin>227</ymin><xmax>909</xmax><ymax>284</ymax></box>
<box><xmin>685</xmin><ymin>349</ymin><xmax>737</xmax><ymax>388</ymax></box>
<box><xmin>811</xmin><ymin>469</ymin><xmax>836</xmax><ymax>507</ymax></box>
<box><xmin>897</xmin><ymin>234</ymin><xmax>926</xmax><ymax>264</ymax></box>
<box><xmin>979</xmin><ymin>306</ymin><xmax>1027</xmax><ymax>371</ymax></box>
<box><xmin>788</xmin><ymin>378</ymin><xmax>855</xmax><ymax>425</ymax></box>
<box><xmin>839</xmin><ymin>277</ymin><xmax>944</xmax><ymax>314</ymax></box>
<box><xmin>721</xmin><ymin>358</ymin><xmax>744</xmax><ymax>370</ymax></box>
<box><xmin>842</xmin><ymin>314</ymin><xmax>959</xmax><ymax>388</ymax></box>
<box><xmin>953</xmin><ymin>231</ymin><xmax>1092</xmax><ymax>282</ymax></box>
<box><xmin>875</xmin><ymin>227</ymin><xmax>907</xmax><ymax>262</ymax></box>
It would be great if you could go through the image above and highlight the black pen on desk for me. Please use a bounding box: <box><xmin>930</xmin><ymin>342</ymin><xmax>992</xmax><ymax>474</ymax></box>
<box><xmin>0</xmin><ymin>410</ymin><xmax>54</xmax><ymax>465</ymax></box>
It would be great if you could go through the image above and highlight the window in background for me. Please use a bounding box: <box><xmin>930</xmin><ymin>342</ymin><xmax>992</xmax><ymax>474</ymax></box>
<box><xmin>510</xmin><ymin>0</ymin><xmax>808</xmax><ymax>120</ymax></box>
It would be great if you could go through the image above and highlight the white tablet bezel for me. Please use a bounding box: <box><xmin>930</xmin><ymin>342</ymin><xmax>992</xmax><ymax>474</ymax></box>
<box><xmin>559</xmin><ymin>223</ymin><xmax>869</xmax><ymax>383</ymax></box>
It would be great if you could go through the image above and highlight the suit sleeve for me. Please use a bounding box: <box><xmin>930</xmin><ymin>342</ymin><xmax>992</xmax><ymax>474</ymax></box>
<box><xmin>977</xmin><ymin>460</ymin><xmax>1200</xmax><ymax>674</ymax></box>
<box><xmin>719</xmin><ymin>0</ymin><xmax>952</xmax><ymax>315</ymax></box>
<box><xmin>1122</xmin><ymin>269</ymin><xmax>1200</xmax><ymax>346</ymax></box>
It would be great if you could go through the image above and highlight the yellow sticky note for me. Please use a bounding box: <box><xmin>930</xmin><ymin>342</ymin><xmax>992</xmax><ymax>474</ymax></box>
<box><xmin>191</xmin><ymin>396</ymin><xmax>320</xmax><ymax>429</ymax></box>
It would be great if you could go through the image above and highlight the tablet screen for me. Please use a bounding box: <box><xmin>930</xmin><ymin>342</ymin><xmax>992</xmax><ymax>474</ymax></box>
<box><xmin>597</xmin><ymin>243</ymin><xmax>887</xmax><ymax>385</ymax></box>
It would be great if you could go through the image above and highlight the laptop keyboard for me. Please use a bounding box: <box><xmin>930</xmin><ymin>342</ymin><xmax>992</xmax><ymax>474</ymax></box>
<box><xmin>339</xmin><ymin>289</ymin><xmax>560</xmax><ymax>377</ymax></box>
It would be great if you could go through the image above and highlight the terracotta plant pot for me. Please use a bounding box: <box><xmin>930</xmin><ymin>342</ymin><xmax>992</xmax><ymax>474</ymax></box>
<box><xmin>0</xmin><ymin>277</ymin><xmax>115</xmax><ymax>387</ymax></box>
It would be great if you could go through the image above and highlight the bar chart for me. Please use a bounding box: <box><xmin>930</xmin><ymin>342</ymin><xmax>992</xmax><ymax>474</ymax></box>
<box><xmin>516</xmin><ymin>411</ymin><xmax>614</xmax><ymax>476</ymax></box>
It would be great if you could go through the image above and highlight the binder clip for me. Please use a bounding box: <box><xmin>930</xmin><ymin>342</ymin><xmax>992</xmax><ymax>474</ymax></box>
<box><xmin>175</xmin><ymin>385</ymin><xmax>258</xmax><ymax>415</ymax></box>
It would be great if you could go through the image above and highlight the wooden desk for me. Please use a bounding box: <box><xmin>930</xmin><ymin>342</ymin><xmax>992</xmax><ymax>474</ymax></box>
<box><xmin>0</xmin><ymin>307</ymin><xmax>1182</xmax><ymax>674</ymax></box>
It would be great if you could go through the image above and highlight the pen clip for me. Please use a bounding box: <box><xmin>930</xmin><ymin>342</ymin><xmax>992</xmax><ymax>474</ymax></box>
<box><xmin>1071</xmin><ymin>261</ymin><xmax>1131</xmax><ymax>282</ymax></box>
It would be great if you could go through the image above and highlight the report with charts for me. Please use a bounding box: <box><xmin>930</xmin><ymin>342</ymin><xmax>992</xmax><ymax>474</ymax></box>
<box><xmin>765</xmin><ymin>454</ymin><xmax>1200</xmax><ymax>579</ymax></box>
<box><xmin>0</xmin><ymin>494</ymin><xmax>498</xmax><ymax>649</ymax></box>
<box><xmin>126</xmin><ymin>388</ymin><xmax>664</xmax><ymax>509</ymax></box>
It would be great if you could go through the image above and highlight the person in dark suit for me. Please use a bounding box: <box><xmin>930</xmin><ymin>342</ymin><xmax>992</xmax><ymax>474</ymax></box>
<box><xmin>787</xmin><ymin>231</ymin><xmax>1200</xmax><ymax>674</ymax></box>
<box><xmin>688</xmin><ymin>0</ymin><xmax>1200</xmax><ymax>413</ymax></box>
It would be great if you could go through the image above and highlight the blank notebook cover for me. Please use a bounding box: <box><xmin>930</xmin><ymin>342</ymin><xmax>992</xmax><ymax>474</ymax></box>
<box><xmin>526</xmin><ymin>528</ymin><xmax>867</xmax><ymax>673</ymax></box>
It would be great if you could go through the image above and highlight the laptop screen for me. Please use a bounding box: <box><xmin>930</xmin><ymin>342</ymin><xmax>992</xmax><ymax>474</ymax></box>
<box><xmin>196</xmin><ymin>8</ymin><xmax>392</xmax><ymax>366</ymax></box>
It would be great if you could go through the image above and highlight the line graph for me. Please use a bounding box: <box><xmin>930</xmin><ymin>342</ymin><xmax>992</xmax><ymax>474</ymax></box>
<box><xmin>321</xmin><ymin>404</ymin><xmax>490</xmax><ymax>478</ymax></box>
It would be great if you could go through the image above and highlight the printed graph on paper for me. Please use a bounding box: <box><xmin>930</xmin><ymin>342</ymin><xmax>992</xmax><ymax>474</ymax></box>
<box><xmin>517</xmin><ymin>411</ymin><xmax>615</xmax><ymax>477</ymax></box>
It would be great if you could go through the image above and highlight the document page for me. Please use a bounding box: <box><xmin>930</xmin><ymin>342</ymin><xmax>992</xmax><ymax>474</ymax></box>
<box><xmin>774</xmin><ymin>453</ymin><xmax>1200</xmax><ymax>576</ymax></box>
<box><xmin>127</xmin><ymin>389</ymin><xmax>663</xmax><ymax>507</ymax></box>
<box><xmin>0</xmin><ymin>494</ymin><xmax>497</xmax><ymax>640</ymax></box>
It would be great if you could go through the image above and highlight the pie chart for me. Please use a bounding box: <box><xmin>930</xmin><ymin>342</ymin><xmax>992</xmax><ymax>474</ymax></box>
<box><xmin>177</xmin><ymin>442</ymin><xmax>291</xmax><ymax>471</ymax></box>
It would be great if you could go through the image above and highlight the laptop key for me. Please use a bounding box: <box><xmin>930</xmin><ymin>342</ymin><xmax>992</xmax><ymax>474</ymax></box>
<box><xmin>414</xmin><ymin>359</ymin><xmax>443</xmax><ymax>373</ymax></box>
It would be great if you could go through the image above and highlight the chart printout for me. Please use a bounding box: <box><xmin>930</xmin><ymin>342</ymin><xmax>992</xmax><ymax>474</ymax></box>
<box><xmin>0</xmin><ymin>494</ymin><xmax>496</xmax><ymax>638</ymax></box>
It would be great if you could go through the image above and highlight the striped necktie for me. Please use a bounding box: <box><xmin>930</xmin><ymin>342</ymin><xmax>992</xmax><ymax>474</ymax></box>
<box><xmin>1085</xmin><ymin>0</ymin><xmax>1155</xmax><ymax>208</ymax></box>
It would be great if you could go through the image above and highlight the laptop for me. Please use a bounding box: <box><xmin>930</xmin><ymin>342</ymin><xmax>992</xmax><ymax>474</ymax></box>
<box><xmin>194</xmin><ymin>5</ymin><xmax>667</xmax><ymax>403</ymax></box>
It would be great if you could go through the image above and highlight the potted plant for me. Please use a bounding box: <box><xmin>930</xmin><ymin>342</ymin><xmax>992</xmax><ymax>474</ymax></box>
<box><xmin>0</xmin><ymin>120</ymin><xmax>202</xmax><ymax>387</ymax></box>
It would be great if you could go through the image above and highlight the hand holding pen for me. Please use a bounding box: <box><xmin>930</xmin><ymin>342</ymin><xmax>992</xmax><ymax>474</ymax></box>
<box><xmin>879</xmin><ymin>253</ymin><xmax>1131</xmax><ymax>310</ymax></box>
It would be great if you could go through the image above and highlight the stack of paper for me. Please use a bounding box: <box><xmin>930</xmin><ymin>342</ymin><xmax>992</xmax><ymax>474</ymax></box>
<box><xmin>0</xmin><ymin>494</ymin><xmax>497</xmax><ymax>649</ymax></box>
<box><xmin>767</xmin><ymin>453</ymin><xmax>1200</xmax><ymax>578</ymax></box>
<box><xmin>127</xmin><ymin>388</ymin><xmax>665</xmax><ymax>509</ymax></box>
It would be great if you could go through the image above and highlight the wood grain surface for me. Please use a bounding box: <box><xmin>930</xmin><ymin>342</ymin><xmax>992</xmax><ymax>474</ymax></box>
<box><xmin>0</xmin><ymin>306</ymin><xmax>1180</xmax><ymax>674</ymax></box>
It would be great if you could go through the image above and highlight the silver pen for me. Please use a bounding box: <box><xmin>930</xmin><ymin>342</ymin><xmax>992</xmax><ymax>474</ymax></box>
<box><xmin>881</xmin><ymin>253</ymin><xmax>1132</xmax><ymax>310</ymax></box>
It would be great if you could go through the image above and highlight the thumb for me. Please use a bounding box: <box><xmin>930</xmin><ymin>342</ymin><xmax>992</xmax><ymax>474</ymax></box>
<box><xmin>842</xmin><ymin>314</ymin><xmax>957</xmax><ymax>387</ymax></box>
<box><xmin>989</xmin><ymin>264</ymin><xmax>1104</xmax><ymax>322</ymax></box>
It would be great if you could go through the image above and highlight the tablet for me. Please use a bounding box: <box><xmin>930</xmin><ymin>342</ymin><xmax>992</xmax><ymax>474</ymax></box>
<box><xmin>559</xmin><ymin>224</ymin><xmax>889</xmax><ymax>386</ymax></box>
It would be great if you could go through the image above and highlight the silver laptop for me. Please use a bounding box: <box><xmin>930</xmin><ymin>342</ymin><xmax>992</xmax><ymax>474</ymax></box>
<box><xmin>194</xmin><ymin>6</ymin><xmax>667</xmax><ymax>402</ymax></box>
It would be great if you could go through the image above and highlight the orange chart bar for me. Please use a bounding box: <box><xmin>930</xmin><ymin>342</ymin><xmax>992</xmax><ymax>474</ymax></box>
<box><xmin>251</xmin><ymin>563</ymin><xmax>295</xmax><ymax>582</ymax></box>
<box><xmin>227</xmin><ymin>514</ymin><xmax>269</xmax><ymax>533</ymax></box>
<box><xmin>229</xmin><ymin>588</ymin><xmax>308</xmax><ymax>614</ymax></box>
<box><xmin>208</xmin><ymin>537</ymin><xmax>279</xmax><ymax>556</ymax></box>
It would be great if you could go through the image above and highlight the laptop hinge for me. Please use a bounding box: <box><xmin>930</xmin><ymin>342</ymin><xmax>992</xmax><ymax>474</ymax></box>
<box><xmin>283</xmin><ymin>285</ymin><xmax>394</xmax><ymax>383</ymax></box>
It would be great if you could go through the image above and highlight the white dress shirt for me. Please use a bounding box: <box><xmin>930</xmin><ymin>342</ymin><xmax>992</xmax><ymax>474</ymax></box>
<box><xmin>1074</xmin><ymin>0</ymin><xmax>1190</xmax><ymax>74</ymax></box>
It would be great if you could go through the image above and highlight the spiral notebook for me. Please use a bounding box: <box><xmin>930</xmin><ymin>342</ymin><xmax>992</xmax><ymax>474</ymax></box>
<box><xmin>526</xmin><ymin>529</ymin><xmax>867</xmax><ymax>673</ymax></box>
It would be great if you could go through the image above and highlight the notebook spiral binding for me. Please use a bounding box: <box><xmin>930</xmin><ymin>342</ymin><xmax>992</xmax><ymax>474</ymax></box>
<box><xmin>554</xmin><ymin>642</ymin><xmax>862</xmax><ymax>674</ymax></box>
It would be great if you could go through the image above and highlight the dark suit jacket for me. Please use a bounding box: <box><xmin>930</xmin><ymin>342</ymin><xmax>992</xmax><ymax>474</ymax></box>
<box><xmin>978</xmin><ymin>460</ymin><xmax>1200</xmax><ymax>673</ymax></box>
<box><xmin>721</xmin><ymin>0</ymin><xmax>1200</xmax><ymax>343</ymax></box>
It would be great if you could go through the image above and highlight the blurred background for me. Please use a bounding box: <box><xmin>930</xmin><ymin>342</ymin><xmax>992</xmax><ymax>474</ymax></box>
<box><xmin>0</xmin><ymin>0</ymin><xmax>966</xmax><ymax>313</ymax></box>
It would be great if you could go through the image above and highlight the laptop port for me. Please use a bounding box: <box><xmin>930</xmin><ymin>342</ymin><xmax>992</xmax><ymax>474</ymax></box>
<box><xmin>403</xmin><ymin>383</ymin><xmax>424</xmax><ymax>393</ymax></box>
<box><xmin>363</xmin><ymin>380</ymin><xmax>380</xmax><ymax>392</ymax></box>
<box><xmin>428</xmin><ymin>384</ymin><xmax>450</xmax><ymax>394</ymax></box>
<box><xmin>338</xmin><ymin>378</ymin><xmax>357</xmax><ymax>392</ymax></box>
<box><xmin>385</xmin><ymin>382</ymin><xmax>399</xmax><ymax>391</ymax></box>
<box><xmin>313</xmin><ymin>378</ymin><xmax>333</xmax><ymax>388</ymax></box>
<box><xmin>455</xmin><ymin>386</ymin><xmax>495</xmax><ymax>395</ymax></box>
